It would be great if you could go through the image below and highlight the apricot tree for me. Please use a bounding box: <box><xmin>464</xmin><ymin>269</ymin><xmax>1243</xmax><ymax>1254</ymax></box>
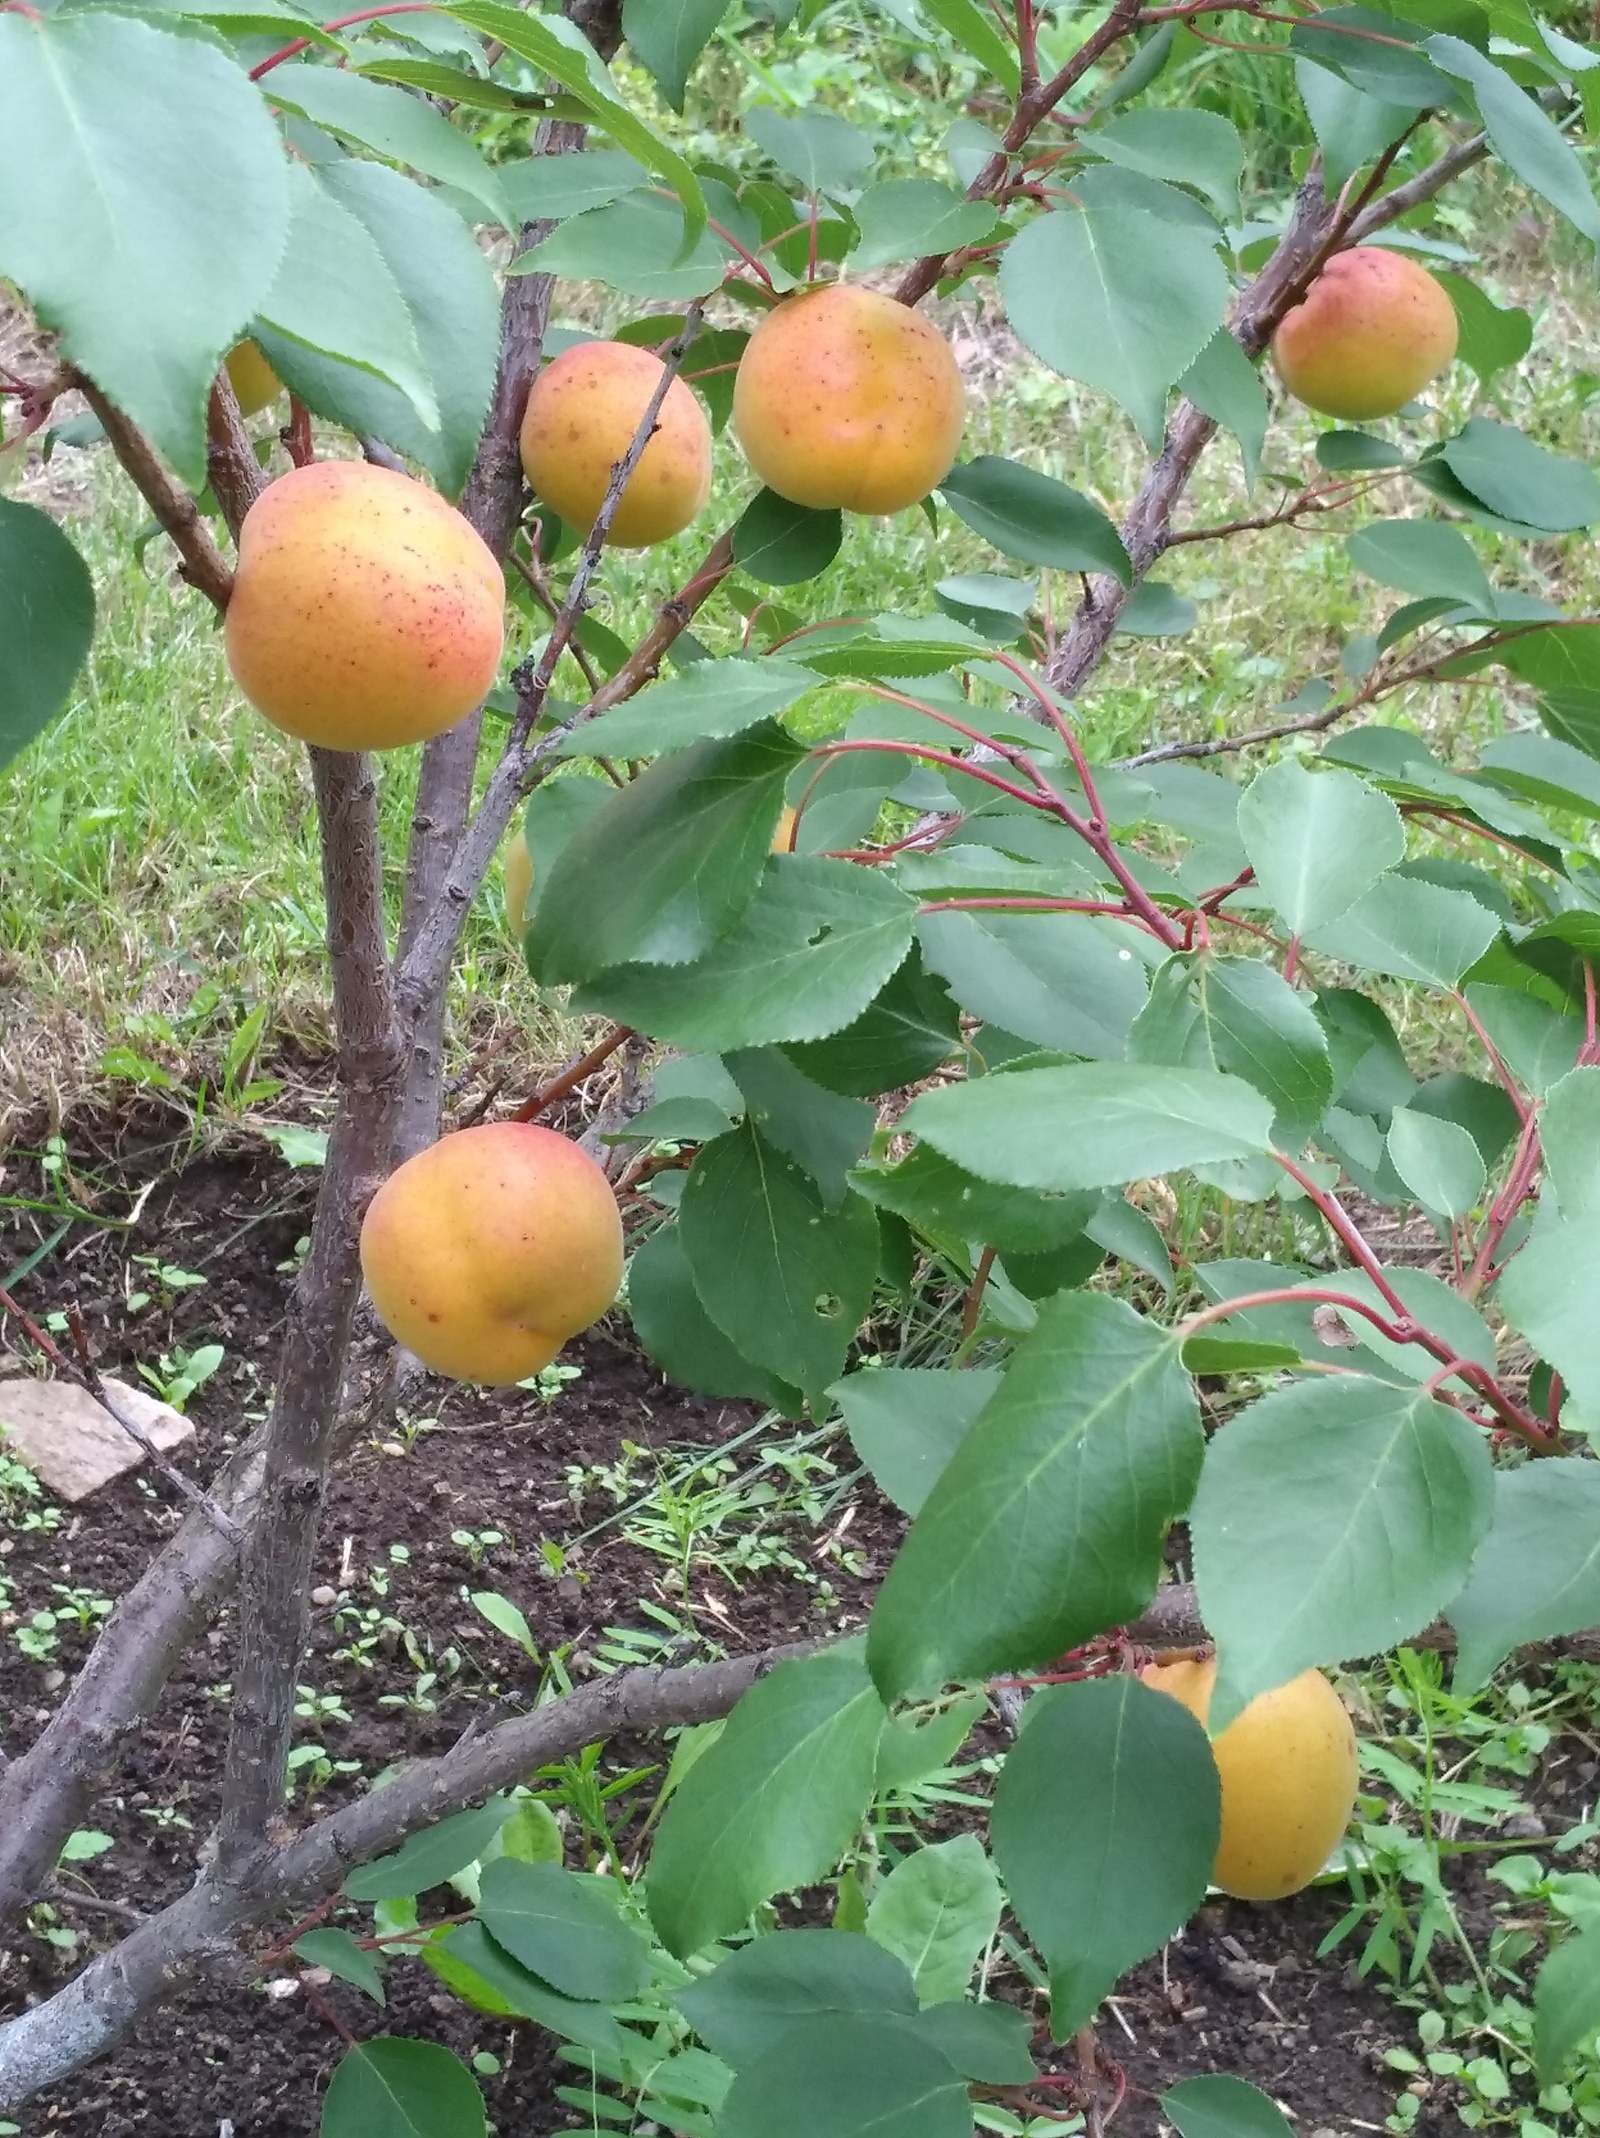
<box><xmin>2</xmin><ymin>0</ymin><xmax>1600</xmax><ymax>2129</ymax></box>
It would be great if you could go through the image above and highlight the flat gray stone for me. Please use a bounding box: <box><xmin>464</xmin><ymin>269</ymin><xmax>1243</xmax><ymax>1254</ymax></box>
<box><xmin>0</xmin><ymin>1374</ymin><xmax>195</xmax><ymax>1503</ymax></box>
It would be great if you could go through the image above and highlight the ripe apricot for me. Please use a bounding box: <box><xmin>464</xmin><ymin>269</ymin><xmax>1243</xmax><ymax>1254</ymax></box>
<box><xmin>1272</xmin><ymin>247</ymin><xmax>1458</xmax><ymax>421</ymax></box>
<box><xmin>520</xmin><ymin>342</ymin><xmax>712</xmax><ymax>548</ymax></box>
<box><xmin>225</xmin><ymin>340</ymin><xmax>282</xmax><ymax>418</ymax></box>
<box><xmin>360</xmin><ymin>1120</ymin><xmax>624</xmax><ymax>1385</ymax></box>
<box><xmin>1141</xmin><ymin>1657</ymin><xmax>1358</xmax><ymax>1901</ymax></box>
<box><xmin>732</xmin><ymin>284</ymin><xmax>965</xmax><ymax>516</ymax></box>
<box><xmin>504</xmin><ymin>828</ymin><xmax>534</xmax><ymax>935</ymax></box>
<box><xmin>224</xmin><ymin>461</ymin><xmax>504</xmax><ymax>752</ymax></box>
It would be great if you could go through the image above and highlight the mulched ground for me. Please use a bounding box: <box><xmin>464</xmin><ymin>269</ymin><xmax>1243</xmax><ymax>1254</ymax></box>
<box><xmin>0</xmin><ymin>1102</ymin><xmax>1459</xmax><ymax>2135</ymax></box>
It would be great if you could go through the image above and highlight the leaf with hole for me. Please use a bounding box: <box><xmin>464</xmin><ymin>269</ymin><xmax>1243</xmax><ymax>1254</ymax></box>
<box><xmin>679</xmin><ymin>1121</ymin><xmax>879</xmax><ymax>1401</ymax></box>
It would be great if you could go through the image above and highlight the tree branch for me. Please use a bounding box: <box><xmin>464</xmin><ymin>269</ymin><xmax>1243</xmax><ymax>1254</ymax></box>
<box><xmin>0</xmin><ymin>1642</ymin><xmax>808</xmax><ymax>2110</ymax></box>
<box><xmin>215</xmin><ymin>749</ymin><xmax>405</xmax><ymax>1873</ymax></box>
<box><xmin>79</xmin><ymin>382</ymin><xmax>235</xmax><ymax>612</ymax></box>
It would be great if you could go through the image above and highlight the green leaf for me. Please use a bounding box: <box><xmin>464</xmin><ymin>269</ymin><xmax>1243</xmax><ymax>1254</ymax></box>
<box><xmin>573</xmin><ymin>858</ymin><xmax>919</xmax><ymax>1052</ymax></box>
<box><xmin>725</xmin><ymin>1049</ymin><xmax>875</xmax><ymax>1209</ymax></box>
<box><xmin>1190</xmin><ymin>1376</ymin><xmax>1495</xmax><ymax>1730</ymax></box>
<box><xmin>476</xmin><ymin>1860</ymin><xmax>648</xmax><ymax>2002</ymax></box>
<box><xmin>785</xmin><ymin>948</ymin><xmax>961</xmax><ymax>1096</ymax></box>
<box><xmin>917</xmin><ymin>910</ymin><xmax>1153</xmax><ymax>1060</ymax></box>
<box><xmin>1237</xmin><ymin>757</ymin><xmax>1405</xmax><ymax>934</ymax></box>
<box><xmin>354</xmin><ymin>55</ymin><xmax>543</xmax><ymax>109</ymax></box>
<box><xmin>263</xmin><ymin>64</ymin><xmax>509</xmax><ymax>226</ymax></box>
<box><xmin>1303</xmin><ymin>874</ymin><xmax>1501</xmax><ymax>987</ymax></box>
<box><xmin>850</xmin><ymin>179</ymin><xmax>999</xmax><ymax>270</ymax></box>
<box><xmin>1536</xmin><ymin>1931</ymin><xmax>1600</xmax><ymax>2083</ymax></box>
<box><xmin>910</xmin><ymin>2001</ymin><xmax>1033</xmax><ymax>2083</ymax></box>
<box><xmin>718</xmin><ymin>2014</ymin><xmax>970</xmax><ymax>2138</ymax></box>
<box><xmin>514</xmin><ymin>188</ymin><xmax>729</xmax><ymax>299</ymax></box>
<box><xmin>876</xmin><ymin>1692</ymin><xmax>989</xmax><ymax>1792</ymax></box>
<box><xmin>623</xmin><ymin>0</ymin><xmax>729</xmax><ymax>109</ymax></box>
<box><xmin>1295</xmin><ymin>57</ymin><xmax>1421</xmax><ymax>188</ymax></box>
<box><xmin>1193</xmin><ymin>957</ymin><xmax>1334</xmax><ymax>1149</ymax></box>
<box><xmin>320</xmin><ymin>2039</ymin><xmax>485</xmax><ymax>2138</ymax></box>
<box><xmin>497</xmin><ymin>147</ymin><xmax>648</xmax><ymax>224</ymax></box>
<box><xmin>1498</xmin><ymin>1216</ymin><xmax>1600</xmax><ymax>1416</ymax></box>
<box><xmin>559</xmin><ymin>657</ymin><xmax>818</xmax><ymax>761</ymax></box>
<box><xmin>852</xmin><ymin>1144</ymin><xmax>1100</xmax><ymax>1255</ymax></box>
<box><xmin>832</xmin><ymin>1366</ymin><xmax>1001</xmax><ymax>1516</ymax></box>
<box><xmin>256</xmin><ymin>163</ymin><xmax>436</xmax><ymax>433</ymax></box>
<box><xmin>256</xmin><ymin>157</ymin><xmax>498</xmax><ymax>497</ymax></box>
<box><xmin>1346</xmin><ymin>519</ymin><xmax>1495</xmax><ymax>613</ymax></box>
<box><xmin>676</xmin><ymin>1930</ymin><xmax>919</xmax><ymax>2067</ymax></box>
<box><xmin>0</xmin><ymin>499</ymin><xmax>94</xmax><ymax>771</ymax></box>
<box><xmin>430</xmin><ymin>1923</ymin><xmax>626</xmax><ymax>2054</ymax></box>
<box><xmin>1431</xmin><ymin>271</ymin><xmax>1534</xmax><ymax>387</ymax></box>
<box><xmin>901</xmin><ymin>1063</ymin><xmax>1275</xmax><ymax>1194</ymax></box>
<box><xmin>647</xmin><ymin>1645</ymin><xmax>886</xmax><ymax>1957</ymax></box>
<box><xmin>990</xmin><ymin>1677</ymin><xmax>1219</xmax><ymax>2038</ymax></box>
<box><xmin>344</xmin><ymin>1799</ymin><xmax>510</xmax><ymax>1901</ymax></box>
<box><xmin>921</xmin><ymin>0</ymin><xmax>1021</xmax><ymax>92</ymax></box>
<box><xmin>1291</xmin><ymin>6</ymin><xmax>1458</xmax><ymax>105</ymax></box>
<box><xmin>1179</xmin><ymin>329</ymin><xmax>1269</xmax><ymax>489</ymax></box>
<box><xmin>1000</xmin><ymin>201</ymin><xmax>1230</xmax><ymax>448</ymax></box>
<box><xmin>293</xmin><ymin>1927</ymin><xmax>386</xmax><ymax>2005</ymax></box>
<box><xmin>1435</xmin><ymin>419</ymin><xmax>1600</xmax><ymax>533</ymax></box>
<box><xmin>1386</xmin><ymin>1106</ymin><xmax>1486</xmax><ymax>1217</ymax></box>
<box><xmin>1477</xmin><ymin>731</ymin><xmax>1600</xmax><ymax>819</ymax></box>
<box><xmin>745</xmin><ymin>105</ymin><xmax>876</xmax><ymax>194</ymax></box>
<box><xmin>1494</xmin><ymin>623</ymin><xmax>1600</xmax><ymax>757</ymax></box>
<box><xmin>530</xmin><ymin>726</ymin><xmax>801</xmax><ymax>984</ymax></box>
<box><xmin>1464</xmin><ymin>981</ymin><xmax>1582</xmax><ymax>1094</ymax></box>
<box><xmin>446</xmin><ymin>2</ymin><xmax>706</xmax><ymax>241</ymax></box>
<box><xmin>1448</xmin><ymin>1460</ymin><xmax>1600</xmax><ymax>1689</ymax></box>
<box><xmin>1316</xmin><ymin>428</ymin><xmax>1411</xmax><ymax>471</ymax></box>
<box><xmin>866</xmin><ymin>1836</ymin><xmax>1001</xmax><ymax>2007</ymax></box>
<box><xmin>679</xmin><ymin>1122</ymin><xmax>879</xmax><ymax>1401</ymax></box>
<box><xmin>1542</xmin><ymin>1067</ymin><xmax>1600</xmax><ymax>1219</ymax></box>
<box><xmin>1164</xmin><ymin>2075</ymin><xmax>1297</xmax><ymax>2138</ymax></box>
<box><xmin>733</xmin><ymin>490</ymin><xmax>845</xmax><ymax>585</ymax></box>
<box><xmin>1426</xmin><ymin>35</ymin><xmax>1600</xmax><ymax>240</ymax></box>
<box><xmin>0</xmin><ymin>8</ymin><xmax>290</xmax><ymax>488</ymax></box>
<box><xmin>868</xmin><ymin>1293</ymin><xmax>1201</xmax><ymax>1701</ymax></box>
<box><xmin>1118</xmin><ymin>581</ymin><xmax>1198</xmax><ymax>637</ymax></box>
<box><xmin>938</xmin><ymin>457</ymin><xmax>1131</xmax><ymax>580</ymax></box>
<box><xmin>628</xmin><ymin>1225</ymin><xmax>804</xmax><ymax>1415</ymax></box>
<box><xmin>1088</xmin><ymin>108</ymin><xmax>1244</xmax><ymax>218</ymax></box>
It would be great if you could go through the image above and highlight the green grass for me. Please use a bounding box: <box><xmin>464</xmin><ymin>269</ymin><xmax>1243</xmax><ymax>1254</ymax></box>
<box><xmin>3</xmin><ymin>175</ymin><xmax>1597</xmax><ymax>1131</ymax></box>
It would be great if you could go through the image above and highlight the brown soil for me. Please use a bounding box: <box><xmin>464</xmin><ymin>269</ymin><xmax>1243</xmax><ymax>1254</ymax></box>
<box><xmin>0</xmin><ymin>1109</ymin><xmax>1438</xmax><ymax>2136</ymax></box>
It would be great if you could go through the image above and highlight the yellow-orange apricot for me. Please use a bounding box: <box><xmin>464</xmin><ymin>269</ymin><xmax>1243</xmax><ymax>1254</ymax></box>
<box><xmin>504</xmin><ymin>828</ymin><xmax>534</xmax><ymax>935</ymax></box>
<box><xmin>1272</xmin><ymin>247</ymin><xmax>1458</xmax><ymax>421</ymax></box>
<box><xmin>224</xmin><ymin>461</ymin><xmax>504</xmax><ymax>752</ymax></box>
<box><xmin>732</xmin><ymin>284</ymin><xmax>965</xmax><ymax>516</ymax></box>
<box><xmin>520</xmin><ymin>342</ymin><xmax>712</xmax><ymax>548</ymax></box>
<box><xmin>225</xmin><ymin>340</ymin><xmax>282</xmax><ymax>418</ymax></box>
<box><xmin>1141</xmin><ymin>1657</ymin><xmax>1358</xmax><ymax>1901</ymax></box>
<box><xmin>360</xmin><ymin>1121</ymin><xmax>624</xmax><ymax>1385</ymax></box>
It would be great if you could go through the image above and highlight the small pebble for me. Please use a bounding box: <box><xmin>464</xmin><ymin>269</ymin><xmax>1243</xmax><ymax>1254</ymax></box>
<box><xmin>1503</xmin><ymin>1811</ymin><xmax>1548</xmax><ymax>1840</ymax></box>
<box><xmin>310</xmin><ymin>1586</ymin><xmax>337</xmax><ymax>1607</ymax></box>
<box><xmin>265</xmin><ymin>1977</ymin><xmax>299</xmax><ymax>2001</ymax></box>
<box><xmin>41</xmin><ymin>1669</ymin><xmax>64</xmax><ymax>1693</ymax></box>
